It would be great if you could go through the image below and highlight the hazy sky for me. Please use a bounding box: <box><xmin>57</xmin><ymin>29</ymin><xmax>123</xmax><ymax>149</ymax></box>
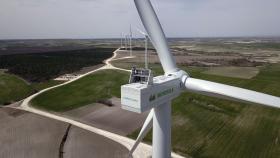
<box><xmin>0</xmin><ymin>0</ymin><xmax>280</xmax><ymax>39</ymax></box>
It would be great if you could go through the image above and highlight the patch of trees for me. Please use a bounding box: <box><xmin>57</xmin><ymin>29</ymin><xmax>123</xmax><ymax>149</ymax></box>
<box><xmin>0</xmin><ymin>48</ymin><xmax>114</xmax><ymax>82</ymax></box>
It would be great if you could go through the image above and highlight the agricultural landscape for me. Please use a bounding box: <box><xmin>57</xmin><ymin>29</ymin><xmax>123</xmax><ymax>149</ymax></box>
<box><xmin>0</xmin><ymin>37</ymin><xmax>279</xmax><ymax>158</ymax></box>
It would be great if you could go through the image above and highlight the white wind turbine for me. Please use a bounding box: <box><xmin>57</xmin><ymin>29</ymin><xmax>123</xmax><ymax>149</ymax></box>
<box><xmin>130</xmin><ymin>25</ymin><xmax>133</xmax><ymax>56</ymax></box>
<box><xmin>137</xmin><ymin>28</ymin><xmax>149</xmax><ymax>69</ymax></box>
<box><xmin>125</xmin><ymin>33</ymin><xmax>132</xmax><ymax>53</ymax></box>
<box><xmin>121</xmin><ymin>33</ymin><xmax>124</xmax><ymax>48</ymax></box>
<box><xmin>124</xmin><ymin>34</ymin><xmax>128</xmax><ymax>50</ymax></box>
<box><xmin>121</xmin><ymin>0</ymin><xmax>280</xmax><ymax>158</ymax></box>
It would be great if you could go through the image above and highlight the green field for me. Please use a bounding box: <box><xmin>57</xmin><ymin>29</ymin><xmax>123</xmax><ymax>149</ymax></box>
<box><xmin>31</xmin><ymin>70</ymin><xmax>129</xmax><ymax>111</ymax></box>
<box><xmin>31</xmin><ymin>80</ymin><xmax>64</xmax><ymax>92</ymax></box>
<box><xmin>30</xmin><ymin>63</ymin><xmax>280</xmax><ymax>158</ymax></box>
<box><xmin>0</xmin><ymin>72</ymin><xmax>63</xmax><ymax>105</ymax></box>
<box><xmin>0</xmin><ymin>72</ymin><xmax>33</xmax><ymax>105</ymax></box>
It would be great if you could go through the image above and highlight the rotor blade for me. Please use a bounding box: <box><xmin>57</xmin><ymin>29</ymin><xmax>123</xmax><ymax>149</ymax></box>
<box><xmin>128</xmin><ymin>109</ymin><xmax>154</xmax><ymax>156</ymax></box>
<box><xmin>184</xmin><ymin>77</ymin><xmax>280</xmax><ymax>108</ymax></box>
<box><xmin>134</xmin><ymin>0</ymin><xmax>178</xmax><ymax>73</ymax></box>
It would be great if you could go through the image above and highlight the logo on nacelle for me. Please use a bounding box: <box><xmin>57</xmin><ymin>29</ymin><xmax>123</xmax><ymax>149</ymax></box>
<box><xmin>149</xmin><ymin>87</ymin><xmax>174</xmax><ymax>102</ymax></box>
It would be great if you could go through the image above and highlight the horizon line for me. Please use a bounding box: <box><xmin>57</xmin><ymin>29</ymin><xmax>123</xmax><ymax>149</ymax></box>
<box><xmin>1</xmin><ymin>35</ymin><xmax>280</xmax><ymax>41</ymax></box>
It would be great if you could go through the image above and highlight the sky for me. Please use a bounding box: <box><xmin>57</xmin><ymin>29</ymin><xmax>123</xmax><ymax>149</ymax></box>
<box><xmin>0</xmin><ymin>0</ymin><xmax>280</xmax><ymax>39</ymax></box>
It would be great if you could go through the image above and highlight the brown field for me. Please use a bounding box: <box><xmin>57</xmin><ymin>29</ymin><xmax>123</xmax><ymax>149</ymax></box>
<box><xmin>63</xmin><ymin>97</ymin><xmax>148</xmax><ymax>136</ymax></box>
<box><xmin>64</xmin><ymin>126</ymin><xmax>128</xmax><ymax>158</ymax></box>
<box><xmin>0</xmin><ymin>107</ymin><xmax>130</xmax><ymax>158</ymax></box>
<box><xmin>120</xmin><ymin>49</ymin><xmax>260</xmax><ymax>67</ymax></box>
<box><xmin>0</xmin><ymin>108</ymin><xmax>67</xmax><ymax>158</ymax></box>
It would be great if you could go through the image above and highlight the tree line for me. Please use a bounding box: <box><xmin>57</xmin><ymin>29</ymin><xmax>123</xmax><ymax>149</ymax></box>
<box><xmin>0</xmin><ymin>48</ymin><xmax>115</xmax><ymax>82</ymax></box>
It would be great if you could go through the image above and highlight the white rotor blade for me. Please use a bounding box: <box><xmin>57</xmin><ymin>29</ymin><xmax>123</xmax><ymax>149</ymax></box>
<box><xmin>184</xmin><ymin>77</ymin><xmax>280</xmax><ymax>108</ymax></box>
<box><xmin>129</xmin><ymin>109</ymin><xmax>154</xmax><ymax>156</ymax></box>
<box><xmin>135</xmin><ymin>0</ymin><xmax>178</xmax><ymax>73</ymax></box>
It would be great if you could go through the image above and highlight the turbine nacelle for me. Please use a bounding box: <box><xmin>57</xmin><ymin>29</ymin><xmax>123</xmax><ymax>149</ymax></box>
<box><xmin>121</xmin><ymin>70</ymin><xmax>187</xmax><ymax>113</ymax></box>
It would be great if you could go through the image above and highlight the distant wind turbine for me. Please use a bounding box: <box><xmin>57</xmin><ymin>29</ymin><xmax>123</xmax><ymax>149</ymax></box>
<box><xmin>125</xmin><ymin>34</ymin><xmax>128</xmax><ymax>51</ymax></box>
<box><xmin>137</xmin><ymin>28</ymin><xmax>149</xmax><ymax>69</ymax></box>
<box><xmin>120</xmin><ymin>33</ymin><xmax>123</xmax><ymax>48</ymax></box>
<box><xmin>130</xmin><ymin>25</ymin><xmax>133</xmax><ymax>56</ymax></box>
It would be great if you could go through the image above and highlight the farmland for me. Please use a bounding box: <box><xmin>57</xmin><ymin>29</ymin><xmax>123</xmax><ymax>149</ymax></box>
<box><xmin>2</xmin><ymin>38</ymin><xmax>280</xmax><ymax>157</ymax></box>
<box><xmin>31</xmin><ymin>59</ymin><xmax>280</xmax><ymax>157</ymax></box>
<box><xmin>203</xmin><ymin>66</ymin><xmax>259</xmax><ymax>79</ymax></box>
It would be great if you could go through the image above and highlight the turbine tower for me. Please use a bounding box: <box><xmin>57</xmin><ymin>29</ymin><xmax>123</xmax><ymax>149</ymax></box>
<box><xmin>121</xmin><ymin>0</ymin><xmax>280</xmax><ymax>158</ymax></box>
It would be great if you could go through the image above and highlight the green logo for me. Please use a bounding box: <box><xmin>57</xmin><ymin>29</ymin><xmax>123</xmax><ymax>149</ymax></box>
<box><xmin>149</xmin><ymin>87</ymin><xmax>174</xmax><ymax>102</ymax></box>
<box><xmin>157</xmin><ymin>88</ymin><xmax>174</xmax><ymax>98</ymax></box>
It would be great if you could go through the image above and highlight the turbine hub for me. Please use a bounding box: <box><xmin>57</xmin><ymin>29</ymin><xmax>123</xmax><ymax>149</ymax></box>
<box><xmin>166</xmin><ymin>70</ymin><xmax>189</xmax><ymax>90</ymax></box>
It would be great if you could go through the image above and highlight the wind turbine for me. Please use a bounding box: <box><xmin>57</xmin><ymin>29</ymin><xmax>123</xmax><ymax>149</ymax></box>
<box><xmin>124</xmin><ymin>34</ymin><xmax>128</xmax><ymax>50</ymax></box>
<box><xmin>121</xmin><ymin>0</ymin><xmax>280</xmax><ymax>158</ymax></box>
<box><xmin>121</xmin><ymin>33</ymin><xmax>123</xmax><ymax>48</ymax></box>
<box><xmin>126</xmin><ymin>34</ymin><xmax>131</xmax><ymax>52</ymax></box>
<box><xmin>130</xmin><ymin>25</ymin><xmax>133</xmax><ymax>56</ymax></box>
<box><xmin>137</xmin><ymin>28</ymin><xmax>149</xmax><ymax>69</ymax></box>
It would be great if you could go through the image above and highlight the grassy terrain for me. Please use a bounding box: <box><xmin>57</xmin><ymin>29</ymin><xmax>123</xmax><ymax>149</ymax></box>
<box><xmin>31</xmin><ymin>80</ymin><xmax>64</xmax><ymax>92</ymax></box>
<box><xmin>0</xmin><ymin>71</ymin><xmax>63</xmax><ymax>105</ymax></box>
<box><xmin>30</xmin><ymin>61</ymin><xmax>280</xmax><ymax>158</ymax></box>
<box><xmin>0</xmin><ymin>72</ymin><xmax>33</xmax><ymax>105</ymax></box>
<box><xmin>31</xmin><ymin>70</ymin><xmax>129</xmax><ymax>112</ymax></box>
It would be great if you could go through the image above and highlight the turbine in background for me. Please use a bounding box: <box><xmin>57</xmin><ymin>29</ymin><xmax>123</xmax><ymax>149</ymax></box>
<box><xmin>124</xmin><ymin>34</ymin><xmax>128</xmax><ymax>50</ymax></box>
<box><xmin>120</xmin><ymin>33</ymin><xmax>123</xmax><ymax>48</ymax></box>
<box><xmin>130</xmin><ymin>25</ymin><xmax>133</xmax><ymax>56</ymax></box>
<box><xmin>137</xmin><ymin>28</ymin><xmax>149</xmax><ymax>69</ymax></box>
